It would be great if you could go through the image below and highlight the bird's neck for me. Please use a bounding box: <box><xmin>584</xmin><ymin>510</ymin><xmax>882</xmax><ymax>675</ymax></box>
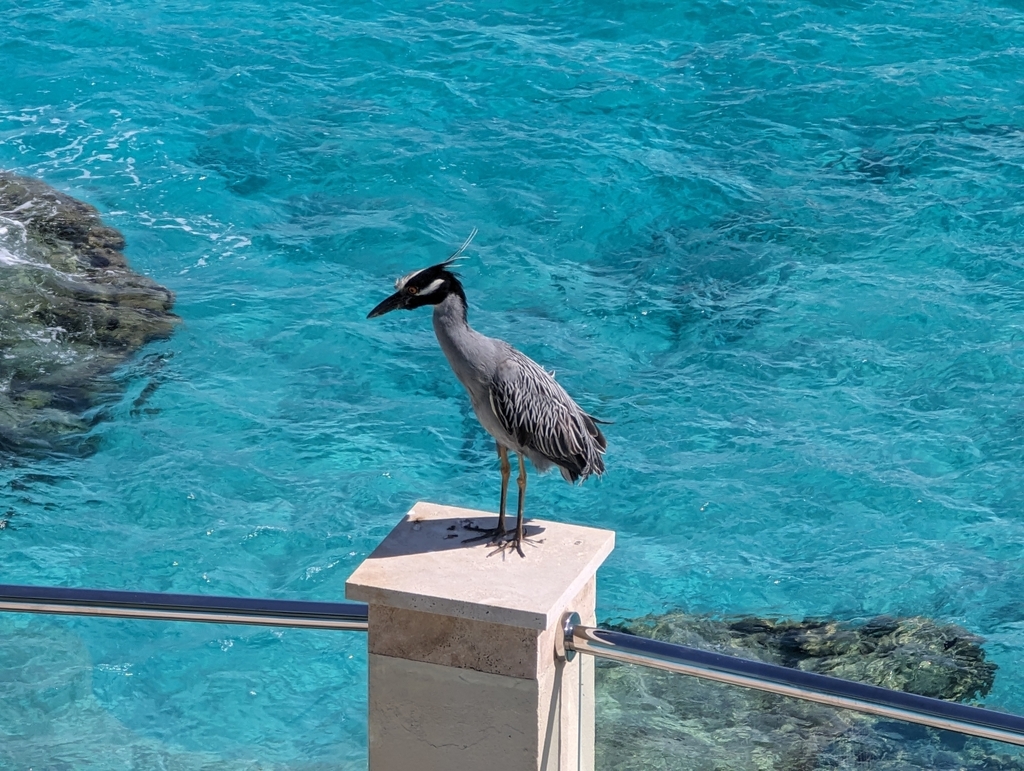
<box><xmin>432</xmin><ymin>292</ymin><xmax>491</xmax><ymax>386</ymax></box>
<box><xmin>432</xmin><ymin>291</ymin><xmax>473</xmax><ymax>342</ymax></box>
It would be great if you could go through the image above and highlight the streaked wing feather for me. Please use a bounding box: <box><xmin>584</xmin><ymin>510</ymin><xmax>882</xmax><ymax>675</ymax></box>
<box><xmin>489</xmin><ymin>350</ymin><xmax>606</xmax><ymax>481</ymax></box>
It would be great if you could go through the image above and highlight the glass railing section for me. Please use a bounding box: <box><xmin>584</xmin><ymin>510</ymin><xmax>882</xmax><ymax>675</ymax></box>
<box><xmin>562</xmin><ymin>617</ymin><xmax>1024</xmax><ymax>770</ymax></box>
<box><xmin>0</xmin><ymin>611</ymin><xmax>368</xmax><ymax>768</ymax></box>
<box><xmin>595</xmin><ymin>659</ymin><xmax>1024</xmax><ymax>770</ymax></box>
<box><xmin>5</xmin><ymin>585</ymin><xmax>1024</xmax><ymax>771</ymax></box>
<box><xmin>563</xmin><ymin>620</ymin><xmax>1024</xmax><ymax>745</ymax></box>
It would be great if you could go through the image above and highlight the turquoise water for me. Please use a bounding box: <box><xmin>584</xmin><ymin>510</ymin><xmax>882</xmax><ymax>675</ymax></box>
<box><xmin>3</xmin><ymin>0</ymin><xmax>1024</xmax><ymax>765</ymax></box>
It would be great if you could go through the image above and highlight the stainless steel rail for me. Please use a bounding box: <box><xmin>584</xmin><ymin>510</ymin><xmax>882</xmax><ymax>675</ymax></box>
<box><xmin>560</xmin><ymin>613</ymin><xmax>1024</xmax><ymax>747</ymax></box>
<box><xmin>4</xmin><ymin>584</ymin><xmax>1023</xmax><ymax>748</ymax></box>
<box><xmin>0</xmin><ymin>584</ymin><xmax>369</xmax><ymax>631</ymax></box>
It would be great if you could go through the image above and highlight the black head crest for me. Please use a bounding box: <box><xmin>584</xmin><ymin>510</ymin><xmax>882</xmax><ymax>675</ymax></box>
<box><xmin>367</xmin><ymin>229</ymin><xmax>476</xmax><ymax>318</ymax></box>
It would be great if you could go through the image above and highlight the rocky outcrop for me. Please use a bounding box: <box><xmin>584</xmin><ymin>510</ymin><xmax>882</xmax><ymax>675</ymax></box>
<box><xmin>596</xmin><ymin>612</ymin><xmax>1017</xmax><ymax>770</ymax></box>
<box><xmin>611</xmin><ymin>613</ymin><xmax>996</xmax><ymax>701</ymax></box>
<box><xmin>0</xmin><ymin>172</ymin><xmax>179</xmax><ymax>451</ymax></box>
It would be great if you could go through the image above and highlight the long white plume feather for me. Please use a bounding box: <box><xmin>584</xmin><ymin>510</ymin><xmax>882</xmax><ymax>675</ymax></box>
<box><xmin>444</xmin><ymin>227</ymin><xmax>478</xmax><ymax>266</ymax></box>
<box><xmin>394</xmin><ymin>228</ymin><xmax>477</xmax><ymax>290</ymax></box>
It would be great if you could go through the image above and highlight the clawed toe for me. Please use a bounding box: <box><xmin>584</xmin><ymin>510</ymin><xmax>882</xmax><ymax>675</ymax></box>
<box><xmin>462</xmin><ymin>523</ymin><xmax>528</xmax><ymax>557</ymax></box>
<box><xmin>486</xmin><ymin>535</ymin><xmax>525</xmax><ymax>558</ymax></box>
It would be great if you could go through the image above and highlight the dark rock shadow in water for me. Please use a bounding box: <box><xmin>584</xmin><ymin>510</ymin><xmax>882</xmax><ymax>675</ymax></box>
<box><xmin>596</xmin><ymin>610</ymin><xmax>1020</xmax><ymax>770</ymax></box>
<box><xmin>0</xmin><ymin>171</ymin><xmax>180</xmax><ymax>456</ymax></box>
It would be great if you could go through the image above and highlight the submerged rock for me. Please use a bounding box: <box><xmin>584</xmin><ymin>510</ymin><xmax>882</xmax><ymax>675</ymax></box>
<box><xmin>596</xmin><ymin>612</ymin><xmax>1018</xmax><ymax>770</ymax></box>
<box><xmin>613</xmin><ymin>613</ymin><xmax>996</xmax><ymax>702</ymax></box>
<box><xmin>0</xmin><ymin>172</ymin><xmax>179</xmax><ymax>451</ymax></box>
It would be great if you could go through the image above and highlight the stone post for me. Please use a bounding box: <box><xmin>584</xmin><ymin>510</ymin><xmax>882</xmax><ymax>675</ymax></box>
<box><xmin>346</xmin><ymin>501</ymin><xmax>615</xmax><ymax>771</ymax></box>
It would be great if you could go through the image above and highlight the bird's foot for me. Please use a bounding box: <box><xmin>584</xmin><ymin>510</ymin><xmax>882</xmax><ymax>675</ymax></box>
<box><xmin>488</xmin><ymin>534</ymin><xmax>526</xmax><ymax>559</ymax></box>
<box><xmin>462</xmin><ymin>520</ymin><xmax>534</xmax><ymax>558</ymax></box>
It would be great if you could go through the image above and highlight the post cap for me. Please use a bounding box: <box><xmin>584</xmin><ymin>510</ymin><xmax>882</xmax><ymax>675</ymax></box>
<box><xmin>346</xmin><ymin>501</ymin><xmax>615</xmax><ymax>630</ymax></box>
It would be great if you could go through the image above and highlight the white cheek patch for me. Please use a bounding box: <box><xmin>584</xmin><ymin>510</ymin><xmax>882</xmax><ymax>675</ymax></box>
<box><xmin>419</xmin><ymin>278</ymin><xmax>445</xmax><ymax>296</ymax></box>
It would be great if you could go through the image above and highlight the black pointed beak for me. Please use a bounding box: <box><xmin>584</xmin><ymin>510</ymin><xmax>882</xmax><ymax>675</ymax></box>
<box><xmin>367</xmin><ymin>291</ymin><xmax>405</xmax><ymax>319</ymax></box>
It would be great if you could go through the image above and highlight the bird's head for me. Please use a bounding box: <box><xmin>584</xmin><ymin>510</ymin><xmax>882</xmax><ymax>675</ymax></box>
<box><xmin>367</xmin><ymin>229</ymin><xmax>476</xmax><ymax>319</ymax></box>
<box><xmin>366</xmin><ymin>260</ymin><xmax>464</xmax><ymax>318</ymax></box>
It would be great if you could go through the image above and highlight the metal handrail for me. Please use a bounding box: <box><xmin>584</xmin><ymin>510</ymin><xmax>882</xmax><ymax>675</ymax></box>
<box><xmin>560</xmin><ymin>613</ymin><xmax>1024</xmax><ymax>747</ymax></box>
<box><xmin>3</xmin><ymin>584</ymin><xmax>1023</xmax><ymax>747</ymax></box>
<box><xmin>0</xmin><ymin>584</ymin><xmax>369</xmax><ymax>631</ymax></box>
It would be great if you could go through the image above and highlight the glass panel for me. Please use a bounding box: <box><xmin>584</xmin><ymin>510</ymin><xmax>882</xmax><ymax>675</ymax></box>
<box><xmin>595</xmin><ymin>660</ymin><xmax>1024</xmax><ymax>770</ymax></box>
<box><xmin>0</xmin><ymin>614</ymin><xmax>367</xmax><ymax>769</ymax></box>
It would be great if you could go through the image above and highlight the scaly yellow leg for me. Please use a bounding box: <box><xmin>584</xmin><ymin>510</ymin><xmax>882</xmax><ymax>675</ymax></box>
<box><xmin>497</xmin><ymin>444</ymin><xmax>510</xmax><ymax>534</ymax></box>
<box><xmin>512</xmin><ymin>452</ymin><xmax>527</xmax><ymax>558</ymax></box>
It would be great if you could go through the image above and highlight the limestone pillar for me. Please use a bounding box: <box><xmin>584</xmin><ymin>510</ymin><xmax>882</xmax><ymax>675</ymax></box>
<box><xmin>346</xmin><ymin>501</ymin><xmax>615</xmax><ymax>771</ymax></box>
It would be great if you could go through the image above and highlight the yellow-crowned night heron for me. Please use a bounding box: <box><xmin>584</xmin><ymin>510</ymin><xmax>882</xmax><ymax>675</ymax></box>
<box><xmin>367</xmin><ymin>230</ymin><xmax>607</xmax><ymax>557</ymax></box>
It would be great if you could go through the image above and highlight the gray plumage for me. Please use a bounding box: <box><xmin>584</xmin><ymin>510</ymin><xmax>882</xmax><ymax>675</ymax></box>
<box><xmin>368</xmin><ymin>231</ymin><xmax>607</xmax><ymax>555</ymax></box>
<box><xmin>432</xmin><ymin>289</ymin><xmax>607</xmax><ymax>483</ymax></box>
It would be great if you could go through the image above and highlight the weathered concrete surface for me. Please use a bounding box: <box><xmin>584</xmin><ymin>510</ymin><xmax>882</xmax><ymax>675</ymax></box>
<box><xmin>346</xmin><ymin>500</ymin><xmax>614</xmax><ymax>630</ymax></box>
<box><xmin>0</xmin><ymin>171</ymin><xmax>179</xmax><ymax>452</ymax></box>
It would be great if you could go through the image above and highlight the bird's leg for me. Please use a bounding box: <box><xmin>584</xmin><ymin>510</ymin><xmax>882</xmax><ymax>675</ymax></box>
<box><xmin>511</xmin><ymin>453</ymin><xmax>527</xmax><ymax>558</ymax></box>
<box><xmin>497</xmin><ymin>443</ymin><xmax>510</xmax><ymax>533</ymax></box>
<box><xmin>463</xmin><ymin>444</ymin><xmax>512</xmax><ymax>543</ymax></box>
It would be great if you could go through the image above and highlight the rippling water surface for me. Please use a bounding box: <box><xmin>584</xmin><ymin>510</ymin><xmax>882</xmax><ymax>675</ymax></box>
<box><xmin>3</xmin><ymin>0</ymin><xmax>1024</xmax><ymax>766</ymax></box>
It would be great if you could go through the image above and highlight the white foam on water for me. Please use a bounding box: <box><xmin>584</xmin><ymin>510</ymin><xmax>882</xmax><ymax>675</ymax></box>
<box><xmin>0</xmin><ymin>244</ymin><xmax>33</xmax><ymax>267</ymax></box>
